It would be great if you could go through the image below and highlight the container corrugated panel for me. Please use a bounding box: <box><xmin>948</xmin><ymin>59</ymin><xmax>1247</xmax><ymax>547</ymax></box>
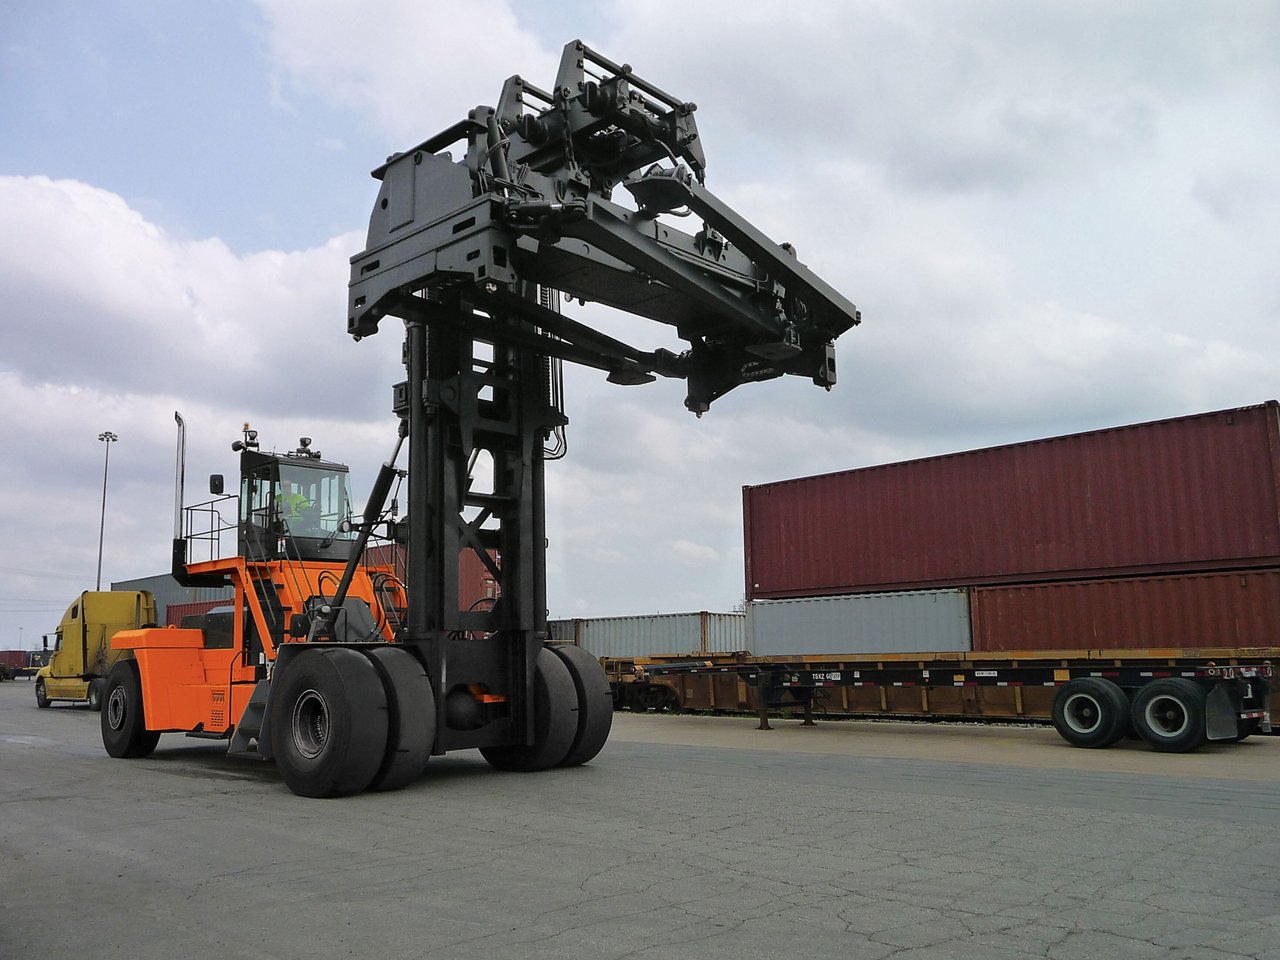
<box><xmin>744</xmin><ymin>402</ymin><xmax>1280</xmax><ymax>599</ymax></box>
<box><xmin>971</xmin><ymin>568</ymin><xmax>1280</xmax><ymax>652</ymax></box>
<box><xmin>747</xmin><ymin>590</ymin><xmax>971</xmax><ymax>656</ymax></box>
<box><xmin>547</xmin><ymin>619</ymin><xmax>576</xmax><ymax>643</ymax></box>
<box><xmin>551</xmin><ymin>612</ymin><xmax>746</xmax><ymax>658</ymax></box>
<box><xmin>165</xmin><ymin>599</ymin><xmax>234</xmax><ymax>627</ymax></box>
<box><xmin>363</xmin><ymin>544</ymin><xmax>498</xmax><ymax>612</ymax></box>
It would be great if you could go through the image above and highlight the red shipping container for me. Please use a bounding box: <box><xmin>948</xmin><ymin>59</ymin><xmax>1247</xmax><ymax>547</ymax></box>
<box><xmin>970</xmin><ymin>568</ymin><xmax>1280</xmax><ymax>652</ymax></box>
<box><xmin>165</xmin><ymin>599</ymin><xmax>232</xmax><ymax>627</ymax></box>
<box><xmin>744</xmin><ymin>402</ymin><xmax>1280</xmax><ymax>599</ymax></box>
<box><xmin>363</xmin><ymin>543</ymin><xmax>498</xmax><ymax>612</ymax></box>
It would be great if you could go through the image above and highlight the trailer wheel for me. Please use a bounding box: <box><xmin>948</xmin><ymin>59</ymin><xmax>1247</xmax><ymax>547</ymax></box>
<box><xmin>101</xmin><ymin>661</ymin><xmax>161</xmax><ymax>759</ymax></box>
<box><xmin>1130</xmin><ymin>678</ymin><xmax>1207</xmax><ymax>753</ymax></box>
<box><xmin>480</xmin><ymin>648</ymin><xmax>576</xmax><ymax>772</ymax></box>
<box><xmin>363</xmin><ymin>647</ymin><xmax>435</xmax><ymax>792</ymax></box>
<box><xmin>1051</xmin><ymin>678</ymin><xmax>1129</xmax><ymax>748</ymax></box>
<box><xmin>87</xmin><ymin>678</ymin><xmax>104</xmax><ymax>712</ymax></box>
<box><xmin>35</xmin><ymin>678</ymin><xmax>50</xmax><ymax>709</ymax></box>
<box><xmin>548</xmin><ymin>644</ymin><xmax>613</xmax><ymax>767</ymax></box>
<box><xmin>270</xmin><ymin>648</ymin><xmax>389</xmax><ymax>798</ymax></box>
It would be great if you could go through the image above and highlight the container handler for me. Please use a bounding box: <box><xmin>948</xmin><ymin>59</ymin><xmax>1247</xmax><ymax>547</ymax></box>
<box><xmin>35</xmin><ymin>591</ymin><xmax>155</xmax><ymax>709</ymax></box>
<box><xmin>101</xmin><ymin>40</ymin><xmax>861</xmax><ymax>796</ymax></box>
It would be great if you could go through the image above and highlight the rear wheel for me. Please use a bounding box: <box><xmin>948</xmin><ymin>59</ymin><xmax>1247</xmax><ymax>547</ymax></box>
<box><xmin>480</xmin><ymin>648</ymin><xmax>576</xmax><ymax>772</ymax></box>
<box><xmin>87</xmin><ymin>678</ymin><xmax>104</xmax><ymax>712</ymax></box>
<box><xmin>364</xmin><ymin>647</ymin><xmax>435</xmax><ymax>792</ymax></box>
<box><xmin>1131</xmin><ymin>678</ymin><xmax>1207</xmax><ymax>753</ymax></box>
<box><xmin>101</xmin><ymin>662</ymin><xmax>161</xmax><ymax>758</ymax></box>
<box><xmin>549</xmin><ymin>644</ymin><xmax>613</xmax><ymax>767</ymax></box>
<box><xmin>1050</xmin><ymin>677</ymin><xmax>1129</xmax><ymax>748</ymax></box>
<box><xmin>35</xmin><ymin>678</ymin><xmax>50</xmax><ymax>709</ymax></box>
<box><xmin>270</xmin><ymin>648</ymin><xmax>389</xmax><ymax>798</ymax></box>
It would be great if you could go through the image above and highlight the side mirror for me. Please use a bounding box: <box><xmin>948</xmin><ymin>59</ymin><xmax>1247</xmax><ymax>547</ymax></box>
<box><xmin>209</xmin><ymin>474</ymin><xmax>225</xmax><ymax>495</ymax></box>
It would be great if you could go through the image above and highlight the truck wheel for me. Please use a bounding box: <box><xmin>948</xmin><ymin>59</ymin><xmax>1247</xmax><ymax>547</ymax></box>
<box><xmin>480</xmin><ymin>648</ymin><xmax>576</xmax><ymax>772</ymax></box>
<box><xmin>101</xmin><ymin>662</ymin><xmax>161</xmax><ymax>758</ymax></box>
<box><xmin>548</xmin><ymin>644</ymin><xmax>613</xmax><ymax>767</ymax></box>
<box><xmin>1130</xmin><ymin>678</ymin><xmax>1207</xmax><ymax>753</ymax></box>
<box><xmin>364</xmin><ymin>647</ymin><xmax>435</xmax><ymax>792</ymax></box>
<box><xmin>270</xmin><ymin>648</ymin><xmax>389</xmax><ymax>798</ymax></box>
<box><xmin>87</xmin><ymin>678</ymin><xmax>104</xmax><ymax>712</ymax></box>
<box><xmin>1051</xmin><ymin>677</ymin><xmax>1129</xmax><ymax>748</ymax></box>
<box><xmin>35</xmin><ymin>678</ymin><xmax>50</xmax><ymax>708</ymax></box>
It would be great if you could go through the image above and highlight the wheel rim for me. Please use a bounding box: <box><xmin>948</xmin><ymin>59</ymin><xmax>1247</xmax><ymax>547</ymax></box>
<box><xmin>291</xmin><ymin>689</ymin><xmax>330</xmax><ymax>759</ymax></box>
<box><xmin>1063</xmin><ymin>693</ymin><xmax>1103</xmax><ymax>735</ymax></box>
<box><xmin>1144</xmin><ymin>695</ymin><xmax>1189</xmax><ymax>738</ymax></box>
<box><xmin>106</xmin><ymin>686</ymin><xmax>127</xmax><ymax>731</ymax></box>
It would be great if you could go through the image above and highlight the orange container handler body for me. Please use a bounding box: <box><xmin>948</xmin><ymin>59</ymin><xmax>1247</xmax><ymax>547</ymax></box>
<box><xmin>112</xmin><ymin>629</ymin><xmax>248</xmax><ymax>733</ymax></box>
<box><xmin>112</xmin><ymin>555</ymin><xmax>404</xmax><ymax>736</ymax></box>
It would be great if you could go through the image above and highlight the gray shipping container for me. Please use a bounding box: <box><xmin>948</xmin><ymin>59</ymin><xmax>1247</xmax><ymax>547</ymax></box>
<box><xmin>111</xmin><ymin>573</ymin><xmax>233</xmax><ymax>626</ymax></box>
<box><xmin>548</xmin><ymin>611</ymin><xmax>746</xmax><ymax>658</ymax></box>
<box><xmin>746</xmin><ymin>590</ymin><xmax>972</xmax><ymax>656</ymax></box>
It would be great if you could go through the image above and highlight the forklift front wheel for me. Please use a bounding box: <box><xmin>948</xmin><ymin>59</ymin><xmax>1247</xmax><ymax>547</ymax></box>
<box><xmin>549</xmin><ymin>643</ymin><xmax>614</xmax><ymax>767</ymax></box>
<box><xmin>480</xmin><ymin>648</ymin><xmax>576</xmax><ymax>772</ymax></box>
<box><xmin>101</xmin><ymin>662</ymin><xmax>161</xmax><ymax>758</ymax></box>
<box><xmin>364</xmin><ymin>647</ymin><xmax>435</xmax><ymax>792</ymax></box>
<box><xmin>270</xmin><ymin>648</ymin><xmax>389</xmax><ymax>798</ymax></box>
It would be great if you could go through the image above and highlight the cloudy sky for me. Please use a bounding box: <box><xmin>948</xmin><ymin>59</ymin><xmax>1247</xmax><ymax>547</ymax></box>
<box><xmin>2</xmin><ymin>1</ymin><xmax>1277</xmax><ymax>646</ymax></box>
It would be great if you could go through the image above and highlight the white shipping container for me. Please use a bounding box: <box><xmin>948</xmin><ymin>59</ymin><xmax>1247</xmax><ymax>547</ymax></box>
<box><xmin>548</xmin><ymin>612</ymin><xmax>746</xmax><ymax>658</ymax></box>
<box><xmin>747</xmin><ymin>590</ymin><xmax>972</xmax><ymax>656</ymax></box>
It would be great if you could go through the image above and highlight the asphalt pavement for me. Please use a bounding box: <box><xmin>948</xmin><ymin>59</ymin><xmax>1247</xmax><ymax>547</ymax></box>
<box><xmin>1</xmin><ymin>679</ymin><xmax>1277</xmax><ymax>960</ymax></box>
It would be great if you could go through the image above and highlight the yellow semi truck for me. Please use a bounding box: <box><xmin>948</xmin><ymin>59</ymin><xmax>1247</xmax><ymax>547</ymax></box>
<box><xmin>35</xmin><ymin>591</ymin><xmax>156</xmax><ymax>710</ymax></box>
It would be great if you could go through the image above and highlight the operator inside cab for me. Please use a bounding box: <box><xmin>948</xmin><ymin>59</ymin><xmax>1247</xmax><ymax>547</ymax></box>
<box><xmin>275</xmin><ymin>481</ymin><xmax>320</xmax><ymax>535</ymax></box>
<box><xmin>238</xmin><ymin>448</ymin><xmax>359</xmax><ymax>562</ymax></box>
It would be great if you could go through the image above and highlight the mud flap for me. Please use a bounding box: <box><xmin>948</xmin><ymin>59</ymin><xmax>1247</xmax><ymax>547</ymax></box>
<box><xmin>1205</xmin><ymin>681</ymin><xmax>1238</xmax><ymax>741</ymax></box>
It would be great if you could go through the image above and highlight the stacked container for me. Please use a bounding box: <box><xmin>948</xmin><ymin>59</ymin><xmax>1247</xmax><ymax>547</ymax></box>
<box><xmin>549</xmin><ymin>612</ymin><xmax>746</xmax><ymax>658</ymax></box>
<box><xmin>742</xmin><ymin>402</ymin><xmax>1280</xmax><ymax>656</ymax></box>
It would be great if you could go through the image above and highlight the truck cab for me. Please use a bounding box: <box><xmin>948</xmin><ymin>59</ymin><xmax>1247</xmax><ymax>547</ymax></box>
<box><xmin>35</xmin><ymin>591</ymin><xmax>156</xmax><ymax>709</ymax></box>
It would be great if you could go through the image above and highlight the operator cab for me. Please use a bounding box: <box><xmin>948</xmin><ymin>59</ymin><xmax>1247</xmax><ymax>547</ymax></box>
<box><xmin>235</xmin><ymin>437</ymin><xmax>359</xmax><ymax>563</ymax></box>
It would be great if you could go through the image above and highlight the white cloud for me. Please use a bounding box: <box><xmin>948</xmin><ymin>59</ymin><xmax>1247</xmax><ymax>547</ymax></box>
<box><xmin>666</xmin><ymin>539</ymin><xmax>719</xmax><ymax>568</ymax></box>
<box><xmin>4</xmin><ymin>2</ymin><xmax>1280</xmax><ymax>643</ymax></box>
<box><xmin>254</xmin><ymin>0</ymin><xmax>558</xmax><ymax>143</ymax></box>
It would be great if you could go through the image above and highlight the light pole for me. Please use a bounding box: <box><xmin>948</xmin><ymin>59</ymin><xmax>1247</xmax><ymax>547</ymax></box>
<box><xmin>96</xmin><ymin>431</ymin><xmax>118</xmax><ymax>590</ymax></box>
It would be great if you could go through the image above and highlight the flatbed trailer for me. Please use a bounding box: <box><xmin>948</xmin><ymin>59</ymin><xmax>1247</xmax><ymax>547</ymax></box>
<box><xmin>607</xmin><ymin>648</ymin><xmax>1275</xmax><ymax>752</ymax></box>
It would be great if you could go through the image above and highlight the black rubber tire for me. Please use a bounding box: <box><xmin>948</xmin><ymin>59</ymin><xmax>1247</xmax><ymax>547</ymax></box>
<box><xmin>35</xmin><ymin>678</ymin><xmax>50</xmax><ymax>709</ymax></box>
<box><xmin>87</xmin><ymin>678</ymin><xmax>104</xmax><ymax>712</ymax></box>
<box><xmin>1051</xmin><ymin>677</ymin><xmax>1130</xmax><ymax>748</ymax></box>
<box><xmin>101</xmin><ymin>661</ymin><xmax>161</xmax><ymax>758</ymax></box>
<box><xmin>269</xmin><ymin>648</ymin><xmax>389</xmax><ymax>798</ymax></box>
<box><xmin>480</xmin><ymin>648</ymin><xmax>576</xmax><ymax>772</ymax></box>
<box><xmin>548</xmin><ymin>643</ymin><xmax>613</xmax><ymax>767</ymax></box>
<box><xmin>364</xmin><ymin>647</ymin><xmax>435</xmax><ymax>792</ymax></box>
<box><xmin>1130</xmin><ymin>678</ymin><xmax>1208</xmax><ymax>753</ymax></box>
